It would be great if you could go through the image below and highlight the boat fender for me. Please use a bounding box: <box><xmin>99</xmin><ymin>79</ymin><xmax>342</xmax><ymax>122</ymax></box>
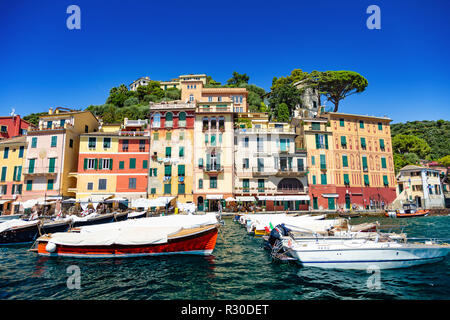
<box><xmin>45</xmin><ymin>242</ymin><xmax>57</xmax><ymax>253</ymax></box>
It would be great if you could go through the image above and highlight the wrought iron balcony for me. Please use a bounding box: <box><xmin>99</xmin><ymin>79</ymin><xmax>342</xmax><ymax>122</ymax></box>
<box><xmin>23</xmin><ymin>166</ymin><xmax>58</xmax><ymax>176</ymax></box>
<box><xmin>203</xmin><ymin>164</ymin><xmax>223</xmax><ymax>174</ymax></box>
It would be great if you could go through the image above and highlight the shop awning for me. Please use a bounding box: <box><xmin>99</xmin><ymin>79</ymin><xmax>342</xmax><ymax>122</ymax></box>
<box><xmin>225</xmin><ymin>197</ymin><xmax>236</xmax><ymax>202</ymax></box>
<box><xmin>206</xmin><ymin>195</ymin><xmax>223</xmax><ymax>200</ymax></box>
<box><xmin>258</xmin><ymin>195</ymin><xmax>310</xmax><ymax>201</ymax></box>
<box><xmin>236</xmin><ymin>196</ymin><xmax>256</xmax><ymax>202</ymax></box>
<box><xmin>322</xmin><ymin>193</ymin><xmax>339</xmax><ymax>198</ymax></box>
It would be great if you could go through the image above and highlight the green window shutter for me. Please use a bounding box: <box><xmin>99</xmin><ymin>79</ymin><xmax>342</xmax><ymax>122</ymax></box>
<box><xmin>198</xmin><ymin>179</ymin><xmax>203</xmax><ymax>189</ymax></box>
<box><xmin>364</xmin><ymin>174</ymin><xmax>370</xmax><ymax>186</ymax></box>
<box><xmin>361</xmin><ymin>137</ymin><xmax>366</xmax><ymax>148</ymax></box>
<box><xmin>143</xmin><ymin>160</ymin><xmax>148</xmax><ymax>169</ymax></box>
<box><xmin>13</xmin><ymin>166</ymin><xmax>17</xmax><ymax>181</ymax></box>
<box><xmin>153</xmin><ymin>132</ymin><xmax>159</xmax><ymax>141</ymax></box>
<box><xmin>379</xmin><ymin>139</ymin><xmax>385</xmax><ymax>149</ymax></box>
<box><xmin>94</xmin><ymin>158</ymin><xmax>98</xmax><ymax>170</ymax></box>
<box><xmin>47</xmin><ymin>179</ymin><xmax>54</xmax><ymax>190</ymax></box>
<box><xmin>109</xmin><ymin>159</ymin><xmax>113</xmax><ymax>170</ymax></box>
<box><xmin>153</xmin><ymin>168</ymin><xmax>157</xmax><ymax>176</ymax></box>
<box><xmin>381</xmin><ymin>157</ymin><xmax>387</xmax><ymax>169</ymax></box>
<box><xmin>49</xmin><ymin>158</ymin><xmax>55</xmax><ymax>173</ymax></box>
<box><xmin>165</xmin><ymin>147</ymin><xmax>171</xmax><ymax>157</ymax></box>
<box><xmin>320</xmin><ymin>154</ymin><xmax>326</xmax><ymax>169</ymax></box>
<box><xmin>17</xmin><ymin>166</ymin><xmax>22</xmax><ymax>181</ymax></box>
<box><xmin>26</xmin><ymin>180</ymin><xmax>33</xmax><ymax>191</ymax></box>
<box><xmin>328</xmin><ymin>198</ymin><xmax>335</xmax><ymax>210</ymax></box>
<box><xmin>51</xmin><ymin>136</ymin><xmax>57</xmax><ymax>147</ymax></box>
<box><xmin>315</xmin><ymin>134</ymin><xmax>320</xmax><ymax>149</ymax></box>
<box><xmin>211</xmin><ymin>135</ymin><xmax>216</xmax><ymax>146</ymax></box>
<box><xmin>99</xmin><ymin>158</ymin><xmax>103</xmax><ymax>170</ymax></box>
<box><xmin>178</xmin><ymin>165</ymin><xmax>185</xmax><ymax>176</ymax></box>
<box><xmin>198</xmin><ymin>158</ymin><xmax>203</xmax><ymax>167</ymax></box>
<box><xmin>164</xmin><ymin>165</ymin><xmax>171</xmax><ymax>176</ymax></box>
<box><xmin>378</xmin><ymin>122</ymin><xmax>383</xmax><ymax>130</ymax></box>
<box><xmin>362</xmin><ymin>156</ymin><xmax>368</xmax><ymax>170</ymax></box>
<box><xmin>1</xmin><ymin>167</ymin><xmax>7</xmax><ymax>182</ymax></box>
<box><xmin>324</xmin><ymin>134</ymin><xmax>328</xmax><ymax>149</ymax></box>
<box><xmin>321</xmin><ymin>173</ymin><xmax>327</xmax><ymax>185</ymax></box>
<box><xmin>151</xmin><ymin>188</ymin><xmax>156</xmax><ymax>194</ymax></box>
<box><xmin>312</xmin><ymin>122</ymin><xmax>320</xmax><ymax>130</ymax></box>
<box><xmin>359</xmin><ymin>120</ymin><xmax>364</xmax><ymax>128</ymax></box>
<box><xmin>178</xmin><ymin>184</ymin><xmax>185</xmax><ymax>194</ymax></box>
<box><xmin>19</xmin><ymin>146</ymin><xmax>24</xmax><ymax>158</ymax></box>
<box><xmin>179</xmin><ymin>147</ymin><xmax>184</xmax><ymax>157</ymax></box>
<box><xmin>383</xmin><ymin>175</ymin><xmax>389</xmax><ymax>186</ymax></box>
<box><xmin>84</xmin><ymin>158</ymin><xmax>88</xmax><ymax>170</ymax></box>
<box><xmin>164</xmin><ymin>184</ymin><xmax>171</xmax><ymax>194</ymax></box>
<box><xmin>312</xmin><ymin>175</ymin><xmax>316</xmax><ymax>185</ymax></box>
<box><xmin>243</xmin><ymin>179</ymin><xmax>250</xmax><ymax>189</ymax></box>
<box><xmin>205</xmin><ymin>134</ymin><xmax>208</xmax><ymax>144</ymax></box>
<box><xmin>119</xmin><ymin>161</ymin><xmax>124</xmax><ymax>169</ymax></box>
<box><xmin>130</xmin><ymin>158</ymin><xmax>136</xmax><ymax>169</ymax></box>
<box><xmin>341</xmin><ymin>136</ymin><xmax>347</xmax><ymax>146</ymax></box>
<box><xmin>219</xmin><ymin>134</ymin><xmax>222</xmax><ymax>144</ymax></box>
<box><xmin>29</xmin><ymin>159</ymin><xmax>35</xmax><ymax>173</ymax></box>
<box><xmin>31</xmin><ymin>137</ymin><xmax>37</xmax><ymax>148</ymax></box>
<box><xmin>340</xmin><ymin>119</ymin><xmax>345</xmax><ymax>127</ymax></box>
<box><xmin>344</xmin><ymin>174</ymin><xmax>350</xmax><ymax>185</ymax></box>
<box><xmin>342</xmin><ymin>155</ymin><xmax>348</xmax><ymax>167</ymax></box>
<box><xmin>311</xmin><ymin>156</ymin><xmax>315</xmax><ymax>165</ymax></box>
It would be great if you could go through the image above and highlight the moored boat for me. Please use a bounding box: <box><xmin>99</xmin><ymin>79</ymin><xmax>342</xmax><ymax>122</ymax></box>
<box><xmin>386</xmin><ymin>203</ymin><xmax>429</xmax><ymax>218</ymax></box>
<box><xmin>33</xmin><ymin>223</ymin><xmax>220</xmax><ymax>258</ymax></box>
<box><xmin>69</xmin><ymin>212</ymin><xmax>116</xmax><ymax>227</ymax></box>
<box><xmin>282</xmin><ymin>238</ymin><xmax>450</xmax><ymax>270</ymax></box>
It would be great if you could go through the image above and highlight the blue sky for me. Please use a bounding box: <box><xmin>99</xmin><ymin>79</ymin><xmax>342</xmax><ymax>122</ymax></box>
<box><xmin>0</xmin><ymin>0</ymin><xmax>449</xmax><ymax>123</ymax></box>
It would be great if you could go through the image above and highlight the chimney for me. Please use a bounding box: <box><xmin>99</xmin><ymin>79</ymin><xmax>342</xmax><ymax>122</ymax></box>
<box><xmin>48</xmin><ymin>107</ymin><xmax>53</xmax><ymax>115</ymax></box>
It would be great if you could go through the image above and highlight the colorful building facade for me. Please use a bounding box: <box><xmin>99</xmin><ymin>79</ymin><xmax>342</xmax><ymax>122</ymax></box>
<box><xmin>75</xmin><ymin>119</ymin><xmax>149</xmax><ymax>204</ymax></box>
<box><xmin>148</xmin><ymin>102</ymin><xmax>195</xmax><ymax>204</ymax></box>
<box><xmin>0</xmin><ymin>136</ymin><xmax>27</xmax><ymax>214</ymax></box>
<box><xmin>21</xmin><ymin>108</ymin><xmax>99</xmax><ymax>208</ymax></box>
<box><xmin>0</xmin><ymin>115</ymin><xmax>34</xmax><ymax>140</ymax></box>
<box><xmin>294</xmin><ymin>112</ymin><xmax>396</xmax><ymax>210</ymax></box>
<box><xmin>234</xmin><ymin>113</ymin><xmax>309</xmax><ymax>211</ymax></box>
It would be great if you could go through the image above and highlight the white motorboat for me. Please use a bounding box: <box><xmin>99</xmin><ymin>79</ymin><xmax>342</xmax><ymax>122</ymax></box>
<box><xmin>280</xmin><ymin>237</ymin><xmax>450</xmax><ymax>270</ymax></box>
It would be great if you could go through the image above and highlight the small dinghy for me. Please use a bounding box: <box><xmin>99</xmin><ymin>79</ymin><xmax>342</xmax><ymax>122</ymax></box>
<box><xmin>386</xmin><ymin>203</ymin><xmax>429</xmax><ymax>218</ymax></box>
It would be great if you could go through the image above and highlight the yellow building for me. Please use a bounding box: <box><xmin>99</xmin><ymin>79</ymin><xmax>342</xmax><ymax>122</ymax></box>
<box><xmin>148</xmin><ymin>102</ymin><xmax>195</xmax><ymax>204</ymax></box>
<box><xmin>293</xmin><ymin>111</ymin><xmax>396</xmax><ymax>210</ymax></box>
<box><xmin>181</xmin><ymin>79</ymin><xmax>248</xmax><ymax>211</ymax></box>
<box><xmin>0</xmin><ymin>136</ymin><xmax>27</xmax><ymax>215</ymax></box>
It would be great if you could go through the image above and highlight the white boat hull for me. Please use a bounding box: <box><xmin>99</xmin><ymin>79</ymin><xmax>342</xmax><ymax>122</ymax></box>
<box><xmin>287</xmin><ymin>242</ymin><xmax>449</xmax><ymax>270</ymax></box>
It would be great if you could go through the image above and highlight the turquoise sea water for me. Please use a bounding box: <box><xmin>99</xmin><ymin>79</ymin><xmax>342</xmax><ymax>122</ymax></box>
<box><xmin>0</xmin><ymin>215</ymin><xmax>449</xmax><ymax>300</ymax></box>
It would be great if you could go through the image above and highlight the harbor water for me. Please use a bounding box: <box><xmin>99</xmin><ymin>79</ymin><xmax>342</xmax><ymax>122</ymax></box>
<box><xmin>0</xmin><ymin>215</ymin><xmax>449</xmax><ymax>300</ymax></box>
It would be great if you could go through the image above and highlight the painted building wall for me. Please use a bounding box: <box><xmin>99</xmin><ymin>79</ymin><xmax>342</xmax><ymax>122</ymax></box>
<box><xmin>0</xmin><ymin>116</ymin><xmax>33</xmax><ymax>140</ymax></box>
<box><xmin>0</xmin><ymin>136</ymin><xmax>27</xmax><ymax>214</ymax></box>
<box><xmin>148</xmin><ymin>104</ymin><xmax>195</xmax><ymax>203</ymax></box>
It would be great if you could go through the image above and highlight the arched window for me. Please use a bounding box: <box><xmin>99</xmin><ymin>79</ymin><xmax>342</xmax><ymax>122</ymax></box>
<box><xmin>189</xmin><ymin>94</ymin><xmax>194</xmax><ymax>102</ymax></box>
<box><xmin>179</xmin><ymin>112</ymin><xmax>186</xmax><ymax>127</ymax></box>
<box><xmin>210</xmin><ymin>117</ymin><xmax>217</xmax><ymax>129</ymax></box>
<box><xmin>152</xmin><ymin>113</ymin><xmax>161</xmax><ymax>128</ymax></box>
<box><xmin>202</xmin><ymin>117</ymin><xmax>209</xmax><ymax>131</ymax></box>
<box><xmin>165</xmin><ymin>112</ymin><xmax>173</xmax><ymax>128</ymax></box>
<box><xmin>277</xmin><ymin>178</ymin><xmax>304</xmax><ymax>192</ymax></box>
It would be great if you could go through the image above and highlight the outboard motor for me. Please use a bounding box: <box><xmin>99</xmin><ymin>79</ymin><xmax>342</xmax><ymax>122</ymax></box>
<box><xmin>268</xmin><ymin>223</ymin><xmax>291</xmax><ymax>247</ymax></box>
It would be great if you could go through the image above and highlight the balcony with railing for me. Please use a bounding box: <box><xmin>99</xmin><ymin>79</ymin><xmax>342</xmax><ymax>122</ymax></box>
<box><xmin>236</xmin><ymin>127</ymin><xmax>296</xmax><ymax>135</ymax></box>
<box><xmin>23</xmin><ymin>166</ymin><xmax>59</xmax><ymax>176</ymax></box>
<box><xmin>275</xmin><ymin>167</ymin><xmax>307</xmax><ymax>177</ymax></box>
<box><xmin>203</xmin><ymin>164</ymin><xmax>223</xmax><ymax>174</ymax></box>
<box><xmin>118</xmin><ymin>131</ymin><xmax>149</xmax><ymax>137</ymax></box>
<box><xmin>29</xmin><ymin>122</ymin><xmax>74</xmax><ymax>132</ymax></box>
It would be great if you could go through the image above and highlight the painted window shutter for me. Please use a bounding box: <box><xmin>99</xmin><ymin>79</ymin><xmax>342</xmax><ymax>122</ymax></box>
<box><xmin>84</xmin><ymin>158</ymin><xmax>88</xmax><ymax>170</ymax></box>
<box><xmin>381</xmin><ymin>157</ymin><xmax>387</xmax><ymax>169</ymax></box>
<box><xmin>341</xmin><ymin>136</ymin><xmax>346</xmax><ymax>146</ymax></box>
<box><xmin>362</xmin><ymin>156</ymin><xmax>368</xmax><ymax>169</ymax></box>
<box><xmin>383</xmin><ymin>175</ymin><xmax>389</xmax><ymax>186</ymax></box>
<box><xmin>315</xmin><ymin>134</ymin><xmax>320</xmax><ymax>149</ymax></box>
<box><xmin>364</xmin><ymin>174</ymin><xmax>370</xmax><ymax>186</ymax></box>
<box><xmin>99</xmin><ymin>158</ymin><xmax>103</xmax><ymax>170</ymax></box>
<box><xmin>344</xmin><ymin>174</ymin><xmax>350</xmax><ymax>185</ymax></box>
<box><xmin>198</xmin><ymin>158</ymin><xmax>203</xmax><ymax>167</ymax></box>
<box><xmin>119</xmin><ymin>161</ymin><xmax>124</xmax><ymax>169</ymax></box>
<box><xmin>342</xmin><ymin>155</ymin><xmax>348</xmax><ymax>167</ymax></box>
<box><xmin>94</xmin><ymin>158</ymin><xmax>98</xmax><ymax>169</ymax></box>
<box><xmin>379</xmin><ymin>139</ymin><xmax>385</xmax><ymax>149</ymax></box>
<box><xmin>143</xmin><ymin>160</ymin><xmax>147</xmax><ymax>169</ymax></box>
<box><xmin>324</xmin><ymin>135</ymin><xmax>328</xmax><ymax>149</ymax></box>
<box><xmin>17</xmin><ymin>166</ymin><xmax>22</xmax><ymax>181</ymax></box>
<box><xmin>179</xmin><ymin>147</ymin><xmax>184</xmax><ymax>157</ymax></box>
<box><xmin>110</xmin><ymin>159</ymin><xmax>113</xmax><ymax>170</ymax></box>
